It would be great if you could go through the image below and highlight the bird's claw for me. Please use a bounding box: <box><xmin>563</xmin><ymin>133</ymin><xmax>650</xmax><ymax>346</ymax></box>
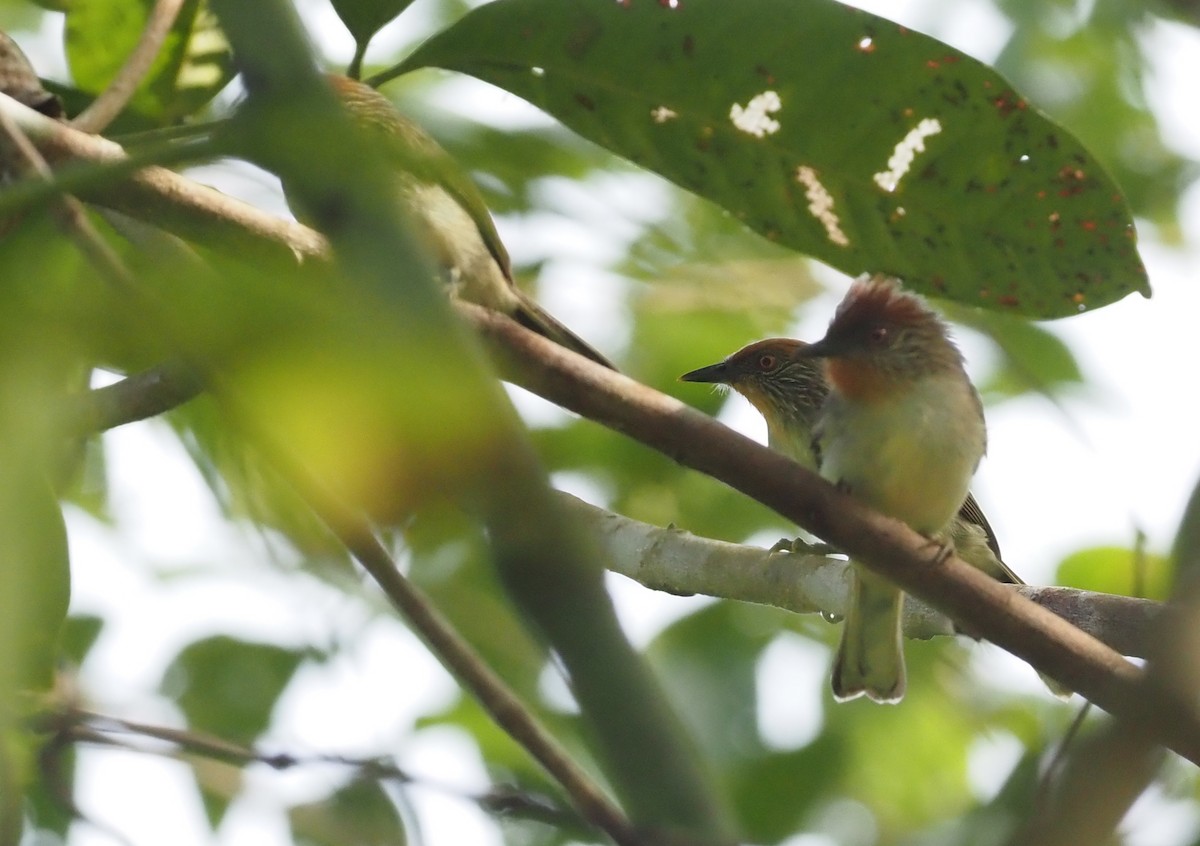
<box><xmin>923</xmin><ymin>535</ymin><xmax>955</xmax><ymax>565</ymax></box>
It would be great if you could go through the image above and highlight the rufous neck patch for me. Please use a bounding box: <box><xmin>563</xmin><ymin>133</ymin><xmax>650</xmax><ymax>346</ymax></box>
<box><xmin>824</xmin><ymin>359</ymin><xmax>892</xmax><ymax>404</ymax></box>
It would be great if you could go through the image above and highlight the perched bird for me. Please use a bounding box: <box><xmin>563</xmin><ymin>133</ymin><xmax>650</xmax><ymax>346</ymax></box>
<box><xmin>680</xmin><ymin>338</ymin><xmax>827</xmax><ymax>473</ymax></box>
<box><xmin>803</xmin><ymin>274</ymin><xmax>988</xmax><ymax>702</ymax></box>
<box><xmin>286</xmin><ymin>75</ymin><xmax>614</xmax><ymax>369</ymax></box>
<box><xmin>682</xmin><ymin>277</ymin><xmax>1023</xmax><ymax>702</ymax></box>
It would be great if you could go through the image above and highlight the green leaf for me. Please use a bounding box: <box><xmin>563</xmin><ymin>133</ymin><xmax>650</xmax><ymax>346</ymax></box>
<box><xmin>161</xmin><ymin>635</ymin><xmax>308</xmax><ymax>745</ymax></box>
<box><xmin>60</xmin><ymin>615</ymin><xmax>104</xmax><ymax>667</ymax></box>
<box><xmin>331</xmin><ymin>0</ymin><xmax>417</xmax><ymax>48</ymax></box>
<box><xmin>951</xmin><ymin>307</ymin><xmax>1084</xmax><ymax>400</ymax></box>
<box><xmin>645</xmin><ymin>602</ymin><xmax>775</xmax><ymax>764</ymax></box>
<box><xmin>729</xmin><ymin>734</ymin><xmax>845</xmax><ymax>843</ymax></box>
<box><xmin>289</xmin><ymin>778</ymin><xmax>406</xmax><ymax>846</ymax></box>
<box><xmin>0</xmin><ymin>471</ymin><xmax>70</xmax><ymax>842</ymax></box>
<box><xmin>993</xmin><ymin>6</ymin><xmax>1191</xmax><ymax>237</ymax></box>
<box><xmin>0</xmin><ymin>478</ymin><xmax>70</xmax><ymax>700</ymax></box>
<box><xmin>65</xmin><ymin>0</ymin><xmax>234</xmax><ymax>123</ymax></box>
<box><xmin>1057</xmin><ymin>545</ymin><xmax>1172</xmax><ymax>601</ymax></box>
<box><xmin>396</xmin><ymin>0</ymin><xmax>1149</xmax><ymax>318</ymax></box>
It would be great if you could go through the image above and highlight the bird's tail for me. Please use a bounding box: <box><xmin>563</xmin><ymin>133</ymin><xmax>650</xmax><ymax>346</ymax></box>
<box><xmin>832</xmin><ymin>565</ymin><xmax>906</xmax><ymax>703</ymax></box>
<box><xmin>946</xmin><ymin>517</ymin><xmax>1073</xmax><ymax>698</ymax></box>
<box><xmin>509</xmin><ymin>289</ymin><xmax>616</xmax><ymax>370</ymax></box>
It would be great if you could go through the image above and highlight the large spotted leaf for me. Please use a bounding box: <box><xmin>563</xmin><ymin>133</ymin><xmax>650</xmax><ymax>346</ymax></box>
<box><xmin>396</xmin><ymin>0</ymin><xmax>1149</xmax><ymax>318</ymax></box>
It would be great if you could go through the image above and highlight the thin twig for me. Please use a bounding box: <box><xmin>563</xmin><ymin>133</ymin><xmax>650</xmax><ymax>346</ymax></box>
<box><xmin>71</xmin><ymin>0</ymin><xmax>187</xmax><ymax>134</ymax></box>
<box><xmin>1033</xmin><ymin>700</ymin><xmax>1094</xmax><ymax>819</ymax></box>
<box><xmin>56</xmin><ymin>709</ymin><xmax>586</xmax><ymax>832</ymax></box>
<box><xmin>302</xmin><ymin>489</ymin><xmax>644</xmax><ymax>846</ymax></box>
<box><xmin>0</xmin><ymin>106</ymin><xmax>137</xmax><ymax>293</ymax></box>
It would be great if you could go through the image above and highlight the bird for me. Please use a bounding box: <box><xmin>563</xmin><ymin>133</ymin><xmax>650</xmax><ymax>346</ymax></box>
<box><xmin>679</xmin><ymin>335</ymin><xmax>1015</xmax><ymax>580</ymax></box>
<box><xmin>803</xmin><ymin>274</ymin><xmax>991</xmax><ymax>702</ymax></box>
<box><xmin>682</xmin><ymin>275</ymin><xmax>1020</xmax><ymax>702</ymax></box>
<box><xmin>284</xmin><ymin>75</ymin><xmax>614</xmax><ymax>370</ymax></box>
<box><xmin>0</xmin><ymin>32</ymin><xmax>63</xmax><ymax>119</ymax></box>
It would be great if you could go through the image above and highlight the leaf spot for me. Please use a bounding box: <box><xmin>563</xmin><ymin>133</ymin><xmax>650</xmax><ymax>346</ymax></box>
<box><xmin>651</xmin><ymin>105</ymin><xmax>678</xmax><ymax>123</ymax></box>
<box><xmin>873</xmin><ymin>117</ymin><xmax>942</xmax><ymax>193</ymax></box>
<box><xmin>795</xmin><ymin>166</ymin><xmax>849</xmax><ymax>247</ymax></box>
<box><xmin>729</xmin><ymin>90</ymin><xmax>781</xmax><ymax>138</ymax></box>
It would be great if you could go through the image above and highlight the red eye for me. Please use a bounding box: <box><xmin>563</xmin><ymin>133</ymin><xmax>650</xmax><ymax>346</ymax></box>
<box><xmin>758</xmin><ymin>354</ymin><xmax>776</xmax><ymax>371</ymax></box>
<box><xmin>869</xmin><ymin>326</ymin><xmax>889</xmax><ymax>345</ymax></box>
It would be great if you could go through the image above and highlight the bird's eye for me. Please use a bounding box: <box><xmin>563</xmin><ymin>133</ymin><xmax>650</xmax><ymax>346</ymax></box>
<box><xmin>869</xmin><ymin>326</ymin><xmax>889</xmax><ymax>345</ymax></box>
<box><xmin>758</xmin><ymin>354</ymin><xmax>777</xmax><ymax>371</ymax></box>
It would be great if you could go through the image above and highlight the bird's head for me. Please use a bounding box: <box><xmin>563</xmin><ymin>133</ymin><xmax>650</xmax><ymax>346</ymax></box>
<box><xmin>680</xmin><ymin>338</ymin><xmax>828</xmax><ymax>432</ymax></box>
<box><xmin>326</xmin><ymin>75</ymin><xmax>445</xmax><ymax>157</ymax></box>
<box><xmin>802</xmin><ymin>274</ymin><xmax>964</xmax><ymax>403</ymax></box>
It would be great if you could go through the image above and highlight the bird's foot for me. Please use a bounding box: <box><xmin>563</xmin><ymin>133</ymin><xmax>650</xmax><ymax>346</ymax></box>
<box><xmin>922</xmin><ymin>535</ymin><xmax>955</xmax><ymax>565</ymax></box>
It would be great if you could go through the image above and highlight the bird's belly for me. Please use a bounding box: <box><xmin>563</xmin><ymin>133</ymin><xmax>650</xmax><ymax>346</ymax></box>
<box><xmin>820</xmin><ymin>402</ymin><xmax>980</xmax><ymax>534</ymax></box>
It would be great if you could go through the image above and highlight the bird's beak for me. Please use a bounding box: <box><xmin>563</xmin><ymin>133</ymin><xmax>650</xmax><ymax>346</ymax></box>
<box><xmin>679</xmin><ymin>360</ymin><xmax>729</xmax><ymax>384</ymax></box>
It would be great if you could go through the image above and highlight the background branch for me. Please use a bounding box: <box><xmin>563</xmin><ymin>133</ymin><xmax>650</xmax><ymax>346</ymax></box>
<box><xmin>67</xmin><ymin>363</ymin><xmax>202</xmax><ymax>434</ymax></box>
<box><xmin>57</xmin><ymin>709</ymin><xmax>590</xmax><ymax>835</ymax></box>
<box><xmin>0</xmin><ymin>92</ymin><xmax>325</xmax><ymax>266</ymax></box>
<box><xmin>561</xmin><ymin>493</ymin><xmax>1162</xmax><ymax>657</ymax></box>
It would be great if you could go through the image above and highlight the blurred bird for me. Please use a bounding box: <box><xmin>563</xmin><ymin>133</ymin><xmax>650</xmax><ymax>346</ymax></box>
<box><xmin>681</xmin><ymin>276</ymin><xmax>1022</xmax><ymax>702</ymax></box>
<box><xmin>285</xmin><ymin>75</ymin><xmax>614</xmax><ymax>370</ymax></box>
<box><xmin>0</xmin><ymin>32</ymin><xmax>63</xmax><ymax>119</ymax></box>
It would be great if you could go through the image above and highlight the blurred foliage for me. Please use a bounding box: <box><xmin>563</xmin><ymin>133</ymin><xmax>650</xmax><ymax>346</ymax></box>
<box><xmin>64</xmin><ymin>0</ymin><xmax>234</xmax><ymax>124</ymax></box>
<box><xmin>1</xmin><ymin>0</ymin><xmax>1198</xmax><ymax>844</ymax></box>
<box><xmin>288</xmin><ymin>777</ymin><xmax>408</xmax><ymax>846</ymax></box>
<box><xmin>161</xmin><ymin>635</ymin><xmax>312</xmax><ymax>747</ymax></box>
<box><xmin>951</xmin><ymin>305</ymin><xmax>1086</xmax><ymax>402</ymax></box>
<box><xmin>1057</xmin><ymin>544</ymin><xmax>1175</xmax><ymax>601</ymax></box>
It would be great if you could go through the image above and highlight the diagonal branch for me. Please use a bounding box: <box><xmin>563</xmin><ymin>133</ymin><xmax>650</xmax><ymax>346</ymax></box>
<box><xmin>284</xmin><ymin>491</ymin><xmax>642</xmax><ymax>846</ymax></box>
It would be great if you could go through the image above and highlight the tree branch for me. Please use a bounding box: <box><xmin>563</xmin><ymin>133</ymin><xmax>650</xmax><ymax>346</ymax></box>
<box><xmin>55</xmin><ymin>708</ymin><xmax>591</xmax><ymax>835</ymax></box>
<box><xmin>466</xmin><ymin>302</ymin><xmax>1200</xmax><ymax>766</ymax></box>
<box><xmin>66</xmin><ymin>363</ymin><xmax>203</xmax><ymax>435</ymax></box>
<box><xmin>559</xmin><ymin>493</ymin><xmax>1163</xmax><ymax>658</ymax></box>
<box><xmin>0</xmin><ymin>92</ymin><xmax>326</xmax><ymax>267</ymax></box>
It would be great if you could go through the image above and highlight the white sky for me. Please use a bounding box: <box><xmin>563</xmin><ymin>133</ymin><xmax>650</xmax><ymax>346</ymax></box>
<box><xmin>10</xmin><ymin>0</ymin><xmax>1199</xmax><ymax>844</ymax></box>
